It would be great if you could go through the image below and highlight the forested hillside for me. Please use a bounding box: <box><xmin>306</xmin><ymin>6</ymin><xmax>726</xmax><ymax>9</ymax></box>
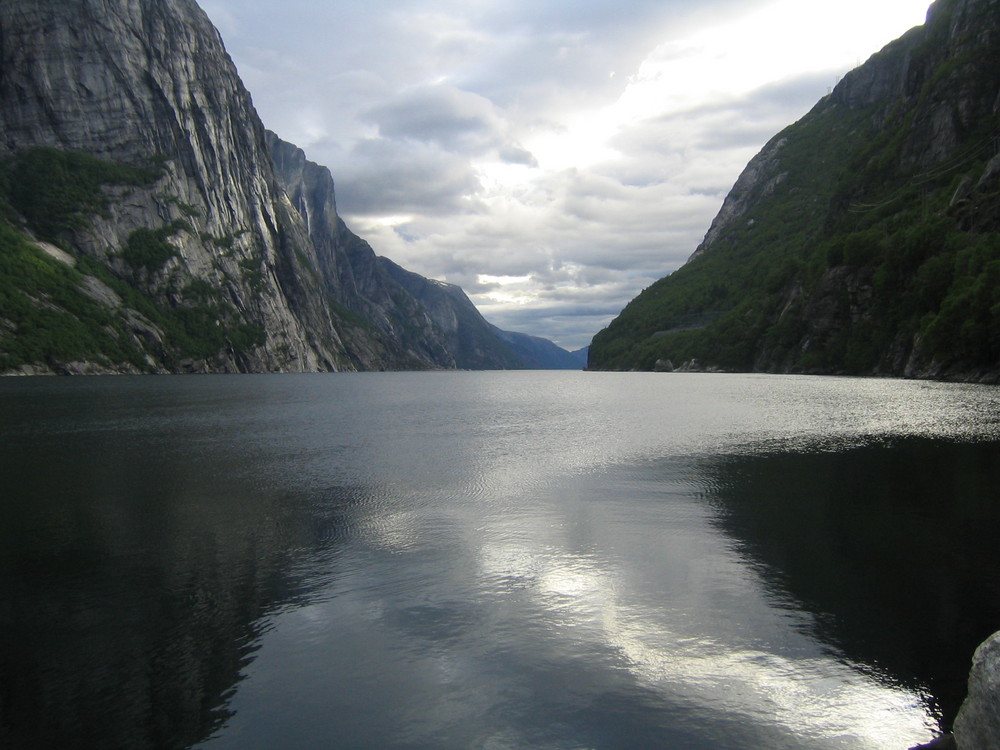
<box><xmin>590</xmin><ymin>0</ymin><xmax>1000</xmax><ymax>382</ymax></box>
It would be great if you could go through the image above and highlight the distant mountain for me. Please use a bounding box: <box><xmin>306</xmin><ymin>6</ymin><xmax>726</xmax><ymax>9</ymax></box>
<box><xmin>490</xmin><ymin>326</ymin><xmax>584</xmax><ymax>369</ymax></box>
<box><xmin>0</xmin><ymin>0</ymin><xmax>546</xmax><ymax>374</ymax></box>
<box><xmin>266</xmin><ymin>133</ymin><xmax>527</xmax><ymax>371</ymax></box>
<box><xmin>590</xmin><ymin>0</ymin><xmax>1000</xmax><ymax>383</ymax></box>
<box><xmin>375</xmin><ymin>257</ymin><xmax>525</xmax><ymax>370</ymax></box>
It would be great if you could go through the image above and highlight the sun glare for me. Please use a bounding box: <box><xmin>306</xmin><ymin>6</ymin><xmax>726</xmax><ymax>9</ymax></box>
<box><xmin>522</xmin><ymin>106</ymin><xmax>622</xmax><ymax>172</ymax></box>
<box><xmin>522</xmin><ymin>0</ymin><xmax>930</xmax><ymax>176</ymax></box>
<box><xmin>476</xmin><ymin>273</ymin><xmax>536</xmax><ymax>305</ymax></box>
<box><xmin>478</xmin><ymin>273</ymin><xmax>532</xmax><ymax>286</ymax></box>
<box><xmin>619</xmin><ymin>0</ymin><xmax>931</xmax><ymax>121</ymax></box>
<box><xmin>366</xmin><ymin>214</ymin><xmax>415</xmax><ymax>228</ymax></box>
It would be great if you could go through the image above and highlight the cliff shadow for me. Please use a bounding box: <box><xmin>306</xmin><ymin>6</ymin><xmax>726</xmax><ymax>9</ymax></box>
<box><xmin>689</xmin><ymin>437</ymin><xmax>1000</xmax><ymax>729</ymax></box>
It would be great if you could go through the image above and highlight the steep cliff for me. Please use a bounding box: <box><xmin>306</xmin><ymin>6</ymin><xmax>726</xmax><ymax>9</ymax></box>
<box><xmin>0</xmin><ymin>0</ymin><xmax>340</xmax><ymax>372</ymax></box>
<box><xmin>590</xmin><ymin>0</ymin><xmax>1000</xmax><ymax>382</ymax></box>
<box><xmin>0</xmin><ymin>0</ymin><xmax>557</xmax><ymax>374</ymax></box>
<box><xmin>376</xmin><ymin>257</ymin><xmax>527</xmax><ymax>370</ymax></box>
<box><xmin>953</xmin><ymin>631</ymin><xmax>1000</xmax><ymax>749</ymax></box>
<box><xmin>266</xmin><ymin>133</ymin><xmax>531</xmax><ymax>370</ymax></box>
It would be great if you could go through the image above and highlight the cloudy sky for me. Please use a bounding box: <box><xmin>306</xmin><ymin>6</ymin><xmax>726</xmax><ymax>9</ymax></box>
<box><xmin>201</xmin><ymin>0</ymin><xmax>931</xmax><ymax>351</ymax></box>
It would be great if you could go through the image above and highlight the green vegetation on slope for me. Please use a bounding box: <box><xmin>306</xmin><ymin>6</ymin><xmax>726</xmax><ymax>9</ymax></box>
<box><xmin>122</xmin><ymin>223</ymin><xmax>185</xmax><ymax>273</ymax></box>
<box><xmin>0</xmin><ymin>218</ymin><xmax>267</xmax><ymax>372</ymax></box>
<box><xmin>0</xmin><ymin>148</ymin><xmax>264</xmax><ymax>372</ymax></box>
<box><xmin>0</xmin><ymin>221</ymin><xmax>146</xmax><ymax>371</ymax></box>
<box><xmin>0</xmin><ymin>147</ymin><xmax>163</xmax><ymax>243</ymax></box>
<box><xmin>591</xmin><ymin>10</ymin><xmax>1000</xmax><ymax>378</ymax></box>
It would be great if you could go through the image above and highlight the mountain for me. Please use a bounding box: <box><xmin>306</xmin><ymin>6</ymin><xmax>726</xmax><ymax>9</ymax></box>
<box><xmin>269</xmin><ymin>132</ymin><xmax>575</xmax><ymax>370</ymax></box>
<box><xmin>569</xmin><ymin>346</ymin><xmax>590</xmax><ymax>368</ymax></box>
<box><xmin>0</xmin><ymin>0</ymin><xmax>563</xmax><ymax>374</ymax></box>
<box><xmin>590</xmin><ymin>0</ymin><xmax>1000</xmax><ymax>383</ymax></box>
<box><xmin>265</xmin><ymin>133</ymin><xmax>527</xmax><ymax>371</ymax></box>
<box><xmin>375</xmin><ymin>257</ymin><xmax>526</xmax><ymax>370</ymax></box>
<box><xmin>490</xmin><ymin>326</ymin><xmax>584</xmax><ymax>369</ymax></box>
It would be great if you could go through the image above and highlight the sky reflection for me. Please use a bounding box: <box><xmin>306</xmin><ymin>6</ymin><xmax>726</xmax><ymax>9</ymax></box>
<box><xmin>472</xmin><ymin>471</ymin><xmax>935</xmax><ymax>750</ymax></box>
<box><xmin>6</xmin><ymin>373</ymin><xmax>994</xmax><ymax>749</ymax></box>
<box><xmin>206</xmin><ymin>443</ymin><xmax>939</xmax><ymax>749</ymax></box>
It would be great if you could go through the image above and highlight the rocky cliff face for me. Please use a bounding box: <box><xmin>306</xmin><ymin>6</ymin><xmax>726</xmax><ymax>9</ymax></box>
<box><xmin>590</xmin><ymin>0</ymin><xmax>1000</xmax><ymax>381</ymax></box>
<box><xmin>0</xmin><ymin>0</ymin><xmax>555</xmax><ymax>373</ymax></box>
<box><xmin>266</xmin><ymin>133</ymin><xmax>530</xmax><ymax>370</ymax></box>
<box><xmin>0</xmin><ymin>0</ymin><xmax>345</xmax><ymax>372</ymax></box>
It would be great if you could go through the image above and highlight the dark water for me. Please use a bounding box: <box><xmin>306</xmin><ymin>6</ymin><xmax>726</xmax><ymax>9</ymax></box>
<box><xmin>2</xmin><ymin>372</ymin><xmax>999</xmax><ymax>749</ymax></box>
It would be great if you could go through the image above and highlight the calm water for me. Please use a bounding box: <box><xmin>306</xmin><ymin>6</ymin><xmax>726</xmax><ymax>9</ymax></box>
<box><xmin>2</xmin><ymin>372</ymin><xmax>1000</xmax><ymax>750</ymax></box>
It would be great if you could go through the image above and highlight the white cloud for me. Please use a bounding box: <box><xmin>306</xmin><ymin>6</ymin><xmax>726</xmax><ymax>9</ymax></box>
<box><xmin>203</xmin><ymin>0</ymin><xmax>932</xmax><ymax>350</ymax></box>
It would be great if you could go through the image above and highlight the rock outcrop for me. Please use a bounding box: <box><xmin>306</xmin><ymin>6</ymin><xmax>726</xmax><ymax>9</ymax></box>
<box><xmin>911</xmin><ymin>630</ymin><xmax>1000</xmax><ymax>750</ymax></box>
<box><xmin>953</xmin><ymin>631</ymin><xmax>1000</xmax><ymax>749</ymax></box>
<box><xmin>687</xmin><ymin>136</ymin><xmax>789</xmax><ymax>262</ymax></box>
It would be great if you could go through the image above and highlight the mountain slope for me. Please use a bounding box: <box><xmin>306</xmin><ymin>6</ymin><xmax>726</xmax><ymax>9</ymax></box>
<box><xmin>0</xmin><ymin>0</ymin><xmax>536</xmax><ymax>374</ymax></box>
<box><xmin>0</xmin><ymin>0</ymin><xmax>337</xmax><ymax>373</ymax></box>
<box><xmin>267</xmin><ymin>133</ymin><xmax>538</xmax><ymax>370</ymax></box>
<box><xmin>376</xmin><ymin>257</ymin><xmax>526</xmax><ymax>370</ymax></box>
<box><xmin>590</xmin><ymin>0</ymin><xmax>1000</xmax><ymax>382</ymax></box>
<box><xmin>490</xmin><ymin>326</ymin><xmax>584</xmax><ymax>370</ymax></box>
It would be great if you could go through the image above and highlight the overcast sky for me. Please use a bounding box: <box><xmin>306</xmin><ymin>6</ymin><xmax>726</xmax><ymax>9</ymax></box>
<box><xmin>201</xmin><ymin>0</ymin><xmax>931</xmax><ymax>350</ymax></box>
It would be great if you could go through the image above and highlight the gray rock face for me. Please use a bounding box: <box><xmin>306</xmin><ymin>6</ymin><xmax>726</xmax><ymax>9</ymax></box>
<box><xmin>688</xmin><ymin>137</ymin><xmax>788</xmax><ymax>260</ymax></box>
<box><xmin>0</xmin><ymin>0</ymin><xmax>349</xmax><ymax>371</ymax></box>
<box><xmin>0</xmin><ymin>0</ymin><xmax>538</xmax><ymax>372</ymax></box>
<box><xmin>377</xmin><ymin>257</ymin><xmax>524</xmax><ymax>369</ymax></box>
<box><xmin>954</xmin><ymin>631</ymin><xmax>1000</xmax><ymax>750</ymax></box>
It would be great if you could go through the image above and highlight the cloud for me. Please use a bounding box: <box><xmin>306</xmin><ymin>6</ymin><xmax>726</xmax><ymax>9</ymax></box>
<box><xmin>363</xmin><ymin>85</ymin><xmax>502</xmax><ymax>151</ymax></box>
<box><xmin>336</xmin><ymin>138</ymin><xmax>483</xmax><ymax>216</ymax></box>
<box><xmin>498</xmin><ymin>145</ymin><xmax>537</xmax><ymax>167</ymax></box>
<box><xmin>202</xmin><ymin>0</ymin><xmax>933</xmax><ymax>350</ymax></box>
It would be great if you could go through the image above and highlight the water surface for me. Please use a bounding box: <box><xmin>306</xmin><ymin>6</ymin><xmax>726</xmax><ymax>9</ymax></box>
<box><xmin>2</xmin><ymin>372</ymin><xmax>999</xmax><ymax>749</ymax></box>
